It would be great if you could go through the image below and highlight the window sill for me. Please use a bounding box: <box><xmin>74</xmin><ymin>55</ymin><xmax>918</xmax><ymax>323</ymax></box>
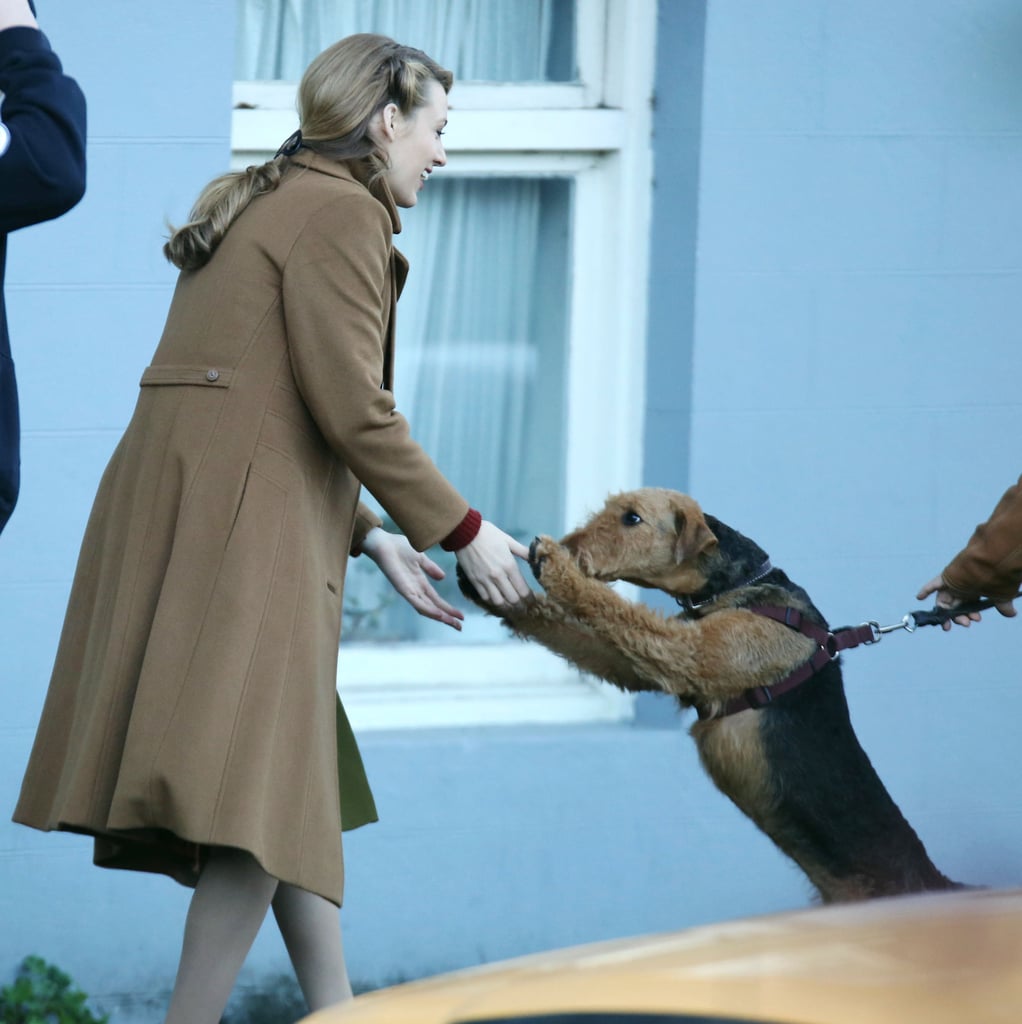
<box><xmin>338</xmin><ymin>642</ymin><xmax>635</xmax><ymax>731</ymax></box>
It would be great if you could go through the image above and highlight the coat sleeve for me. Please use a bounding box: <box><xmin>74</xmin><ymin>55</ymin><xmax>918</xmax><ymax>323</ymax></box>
<box><xmin>942</xmin><ymin>474</ymin><xmax>1022</xmax><ymax>601</ymax></box>
<box><xmin>350</xmin><ymin>501</ymin><xmax>383</xmax><ymax>555</ymax></box>
<box><xmin>0</xmin><ymin>26</ymin><xmax>87</xmax><ymax>231</ymax></box>
<box><xmin>282</xmin><ymin>191</ymin><xmax>470</xmax><ymax>552</ymax></box>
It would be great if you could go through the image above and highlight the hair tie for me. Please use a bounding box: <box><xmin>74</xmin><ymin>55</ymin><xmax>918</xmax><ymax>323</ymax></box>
<box><xmin>275</xmin><ymin>129</ymin><xmax>304</xmax><ymax>158</ymax></box>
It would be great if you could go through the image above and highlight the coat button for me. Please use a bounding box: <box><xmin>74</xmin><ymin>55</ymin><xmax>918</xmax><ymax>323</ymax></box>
<box><xmin>206</xmin><ymin>369</ymin><xmax>220</xmax><ymax>382</ymax></box>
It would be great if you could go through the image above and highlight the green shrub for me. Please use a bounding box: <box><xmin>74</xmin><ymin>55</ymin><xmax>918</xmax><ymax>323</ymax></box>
<box><xmin>0</xmin><ymin>956</ymin><xmax>108</xmax><ymax>1024</ymax></box>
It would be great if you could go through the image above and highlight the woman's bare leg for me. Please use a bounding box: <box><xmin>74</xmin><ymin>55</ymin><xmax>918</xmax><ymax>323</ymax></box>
<box><xmin>163</xmin><ymin>847</ymin><xmax>278</xmax><ymax>1024</ymax></box>
<box><xmin>272</xmin><ymin>882</ymin><xmax>353</xmax><ymax>1010</ymax></box>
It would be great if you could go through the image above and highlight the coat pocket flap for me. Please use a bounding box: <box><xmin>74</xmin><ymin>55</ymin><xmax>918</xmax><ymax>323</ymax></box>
<box><xmin>140</xmin><ymin>365</ymin><xmax>234</xmax><ymax>388</ymax></box>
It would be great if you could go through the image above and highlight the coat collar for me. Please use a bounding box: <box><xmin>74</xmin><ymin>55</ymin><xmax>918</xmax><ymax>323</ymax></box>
<box><xmin>289</xmin><ymin>151</ymin><xmax>403</xmax><ymax>235</ymax></box>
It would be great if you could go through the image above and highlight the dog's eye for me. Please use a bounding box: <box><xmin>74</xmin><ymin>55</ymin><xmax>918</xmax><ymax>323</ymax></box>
<box><xmin>621</xmin><ymin>511</ymin><xmax>643</xmax><ymax>526</ymax></box>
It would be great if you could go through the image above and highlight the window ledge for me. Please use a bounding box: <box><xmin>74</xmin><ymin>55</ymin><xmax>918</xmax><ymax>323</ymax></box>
<box><xmin>232</xmin><ymin>106</ymin><xmax>626</xmax><ymax>157</ymax></box>
<box><xmin>339</xmin><ymin>643</ymin><xmax>635</xmax><ymax>731</ymax></box>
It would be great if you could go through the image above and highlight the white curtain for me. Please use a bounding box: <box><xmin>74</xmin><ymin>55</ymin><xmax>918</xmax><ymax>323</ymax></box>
<box><xmin>395</xmin><ymin>179</ymin><xmax>540</xmax><ymax>525</ymax></box>
<box><xmin>345</xmin><ymin>176</ymin><xmax>570</xmax><ymax>642</ymax></box>
<box><xmin>236</xmin><ymin>0</ymin><xmax>561</xmax><ymax>82</ymax></box>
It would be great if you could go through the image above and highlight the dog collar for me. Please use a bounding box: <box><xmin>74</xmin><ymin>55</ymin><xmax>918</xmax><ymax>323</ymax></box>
<box><xmin>676</xmin><ymin>558</ymin><xmax>774</xmax><ymax>617</ymax></box>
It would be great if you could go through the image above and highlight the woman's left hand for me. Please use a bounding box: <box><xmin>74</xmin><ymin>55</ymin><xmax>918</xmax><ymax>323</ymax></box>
<box><xmin>360</xmin><ymin>527</ymin><xmax>465</xmax><ymax>630</ymax></box>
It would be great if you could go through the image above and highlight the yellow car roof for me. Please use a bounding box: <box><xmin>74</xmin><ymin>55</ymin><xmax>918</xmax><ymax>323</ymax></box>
<box><xmin>302</xmin><ymin>887</ymin><xmax>1022</xmax><ymax>1024</ymax></box>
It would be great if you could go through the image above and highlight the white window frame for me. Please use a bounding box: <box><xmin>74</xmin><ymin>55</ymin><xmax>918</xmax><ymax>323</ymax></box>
<box><xmin>231</xmin><ymin>0</ymin><xmax>656</xmax><ymax>731</ymax></box>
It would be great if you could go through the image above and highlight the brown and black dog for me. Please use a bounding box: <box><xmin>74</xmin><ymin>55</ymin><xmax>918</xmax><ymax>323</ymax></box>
<box><xmin>460</xmin><ymin>487</ymin><xmax>960</xmax><ymax>903</ymax></box>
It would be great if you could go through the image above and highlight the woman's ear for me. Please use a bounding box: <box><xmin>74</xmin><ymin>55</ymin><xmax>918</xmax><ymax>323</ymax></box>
<box><xmin>371</xmin><ymin>102</ymin><xmax>401</xmax><ymax>145</ymax></box>
<box><xmin>380</xmin><ymin>102</ymin><xmax>400</xmax><ymax>141</ymax></box>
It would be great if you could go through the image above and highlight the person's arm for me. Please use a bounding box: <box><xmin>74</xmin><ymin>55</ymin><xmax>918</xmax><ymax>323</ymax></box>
<box><xmin>283</xmin><ymin>191</ymin><xmax>529</xmax><ymax>606</ymax></box>
<box><xmin>0</xmin><ymin>0</ymin><xmax>86</xmax><ymax>230</ymax></box>
<box><xmin>283</xmin><ymin>193</ymin><xmax>469</xmax><ymax>549</ymax></box>
<box><xmin>917</xmin><ymin>475</ymin><xmax>1022</xmax><ymax>628</ymax></box>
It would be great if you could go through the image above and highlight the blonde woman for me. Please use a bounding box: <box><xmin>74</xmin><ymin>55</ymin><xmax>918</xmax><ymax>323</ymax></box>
<box><xmin>14</xmin><ymin>34</ymin><xmax>530</xmax><ymax>1024</ymax></box>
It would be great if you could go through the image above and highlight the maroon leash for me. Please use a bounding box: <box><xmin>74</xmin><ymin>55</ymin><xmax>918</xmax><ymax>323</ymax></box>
<box><xmin>699</xmin><ymin>596</ymin><xmax>1017</xmax><ymax>721</ymax></box>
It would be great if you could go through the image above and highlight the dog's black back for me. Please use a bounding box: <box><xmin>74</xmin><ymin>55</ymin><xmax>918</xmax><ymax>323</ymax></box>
<box><xmin>696</xmin><ymin>514</ymin><xmax>959</xmax><ymax>898</ymax></box>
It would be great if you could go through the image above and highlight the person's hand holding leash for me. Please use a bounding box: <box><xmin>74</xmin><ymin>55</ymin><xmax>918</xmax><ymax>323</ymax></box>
<box><xmin>916</xmin><ymin>474</ymin><xmax>1022</xmax><ymax>630</ymax></box>
<box><xmin>915</xmin><ymin>575</ymin><xmax>1017</xmax><ymax>631</ymax></box>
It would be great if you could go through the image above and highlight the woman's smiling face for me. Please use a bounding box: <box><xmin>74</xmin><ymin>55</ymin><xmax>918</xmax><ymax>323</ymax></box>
<box><xmin>378</xmin><ymin>79</ymin><xmax>448</xmax><ymax>208</ymax></box>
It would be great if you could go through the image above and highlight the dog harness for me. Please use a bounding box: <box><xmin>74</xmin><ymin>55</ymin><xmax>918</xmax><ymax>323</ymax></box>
<box><xmin>699</xmin><ymin>607</ymin><xmax>880</xmax><ymax>720</ymax></box>
<box><xmin>682</xmin><ymin>564</ymin><xmax>1015</xmax><ymax>720</ymax></box>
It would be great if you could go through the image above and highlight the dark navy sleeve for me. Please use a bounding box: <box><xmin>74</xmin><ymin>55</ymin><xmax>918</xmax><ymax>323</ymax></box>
<box><xmin>0</xmin><ymin>25</ymin><xmax>87</xmax><ymax>232</ymax></box>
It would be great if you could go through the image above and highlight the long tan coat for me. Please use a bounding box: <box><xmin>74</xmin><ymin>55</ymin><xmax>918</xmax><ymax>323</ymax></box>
<box><xmin>13</xmin><ymin>153</ymin><xmax>470</xmax><ymax>905</ymax></box>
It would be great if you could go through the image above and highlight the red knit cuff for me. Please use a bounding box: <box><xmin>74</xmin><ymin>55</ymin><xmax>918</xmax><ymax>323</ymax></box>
<box><xmin>440</xmin><ymin>508</ymin><xmax>482</xmax><ymax>551</ymax></box>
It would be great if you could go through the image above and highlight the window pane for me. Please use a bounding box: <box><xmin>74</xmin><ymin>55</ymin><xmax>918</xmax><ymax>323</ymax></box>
<box><xmin>343</xmin><ymin>177</ymin><xmax>572</xmax><ymax>644</ymax></box>
<box><xmin>236</xmin><ymin>0</ymin><xmax>576</xmax><ymax>82</ymax></box>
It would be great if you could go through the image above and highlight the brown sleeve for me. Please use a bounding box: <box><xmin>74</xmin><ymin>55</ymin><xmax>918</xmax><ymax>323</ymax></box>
<box><xmin>282</xmin><ymin>192</ymin><xmax>469</xmax><ymax>551</ymax></box>
<box><xmin>942</xmin><ymin>475</ymin><xmax>1022</xmax><ymax>600</ymax></box>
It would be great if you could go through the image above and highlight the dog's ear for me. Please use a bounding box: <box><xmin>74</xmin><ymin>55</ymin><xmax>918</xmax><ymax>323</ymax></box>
<box><xmin>673</xmin><ymin>509</ymin><xmax>718</xmax><ymax>564</ymax></box>
<box><xmin>559</xmin><ymin>527</ymin><xmax>596</xmax><ymax>575</ymax></box>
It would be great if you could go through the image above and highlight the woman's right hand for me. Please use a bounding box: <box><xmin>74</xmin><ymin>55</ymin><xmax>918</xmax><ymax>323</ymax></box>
<box><xmin>455</xmin><ymin>520</ymin><xmax>531</xmax><ymax>608</ymax></box>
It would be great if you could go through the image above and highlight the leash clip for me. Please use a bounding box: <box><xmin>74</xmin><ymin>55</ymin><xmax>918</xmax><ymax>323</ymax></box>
<box><xmin>866</xmin><ymin>615</ymin><xmax>917</xmax><ymax>642</ymax></box>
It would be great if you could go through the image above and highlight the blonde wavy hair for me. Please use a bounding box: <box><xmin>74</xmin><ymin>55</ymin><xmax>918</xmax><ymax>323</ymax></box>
<box><xmin>164</xmin><ymin>33</ymin><xmax>453</xmax><ymax>271</ymax></box>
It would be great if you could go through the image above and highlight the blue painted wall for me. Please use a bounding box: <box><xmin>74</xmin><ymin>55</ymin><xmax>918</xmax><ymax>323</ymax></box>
<box><xmin>684</xmin><ymin>0</ymin><xmax>1022</xmax><ymax>898</ymax></box>
<box><xmin>2</xmin><ymin>1</ymin><xmax>1020</xmax><ymax>1021</ymax></box>
<box><xmin>0</xmin><ymin>1</ymin><xmax>248</xmax><ymax>1019</ymax></box>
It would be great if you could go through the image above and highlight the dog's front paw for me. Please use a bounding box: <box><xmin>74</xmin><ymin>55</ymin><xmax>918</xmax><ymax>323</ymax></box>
<box><xmin>530</xmin><ymin>535</ymin><xmax>586</xmax><ymax>602</ymax></box>
<box><xmin>529</xmin><ymin>535</ymin><xmax>561</xmax><ymax>583</ymax></box>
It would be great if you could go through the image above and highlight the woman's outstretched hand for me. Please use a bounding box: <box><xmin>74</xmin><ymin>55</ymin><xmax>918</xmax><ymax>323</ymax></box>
<box><xmin>455</xmin><ymin>520</ymin><xmax>531</xmax><ymax>608</ymax></box>
<box><xmin>360</xmin><ymin>527</ymin><xmax>465</xmax><ymax>630</ymax></box>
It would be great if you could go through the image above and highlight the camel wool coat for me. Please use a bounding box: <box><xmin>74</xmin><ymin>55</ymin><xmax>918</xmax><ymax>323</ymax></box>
<box><xmin>13</xmin><ymin>152</ymin><xmax>471</xmax><ymax>905</ymax></box>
